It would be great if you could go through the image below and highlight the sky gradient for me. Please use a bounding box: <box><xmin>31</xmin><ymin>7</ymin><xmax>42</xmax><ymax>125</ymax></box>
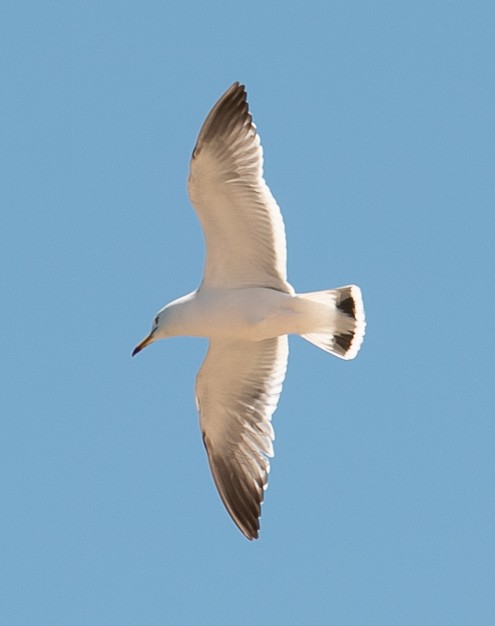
<box><xmin>2</xmin><ymin>1</ymin><xmax>495</xmax><ymax>624</ymax></box>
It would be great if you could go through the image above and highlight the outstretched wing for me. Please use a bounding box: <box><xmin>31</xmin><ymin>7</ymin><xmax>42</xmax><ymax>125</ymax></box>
<box><xmin>195</xmin><ymin>336</ymin><xmax>289</xmax><ymax>539</ymax></box>
<box><xmin>188</xmin><ymin>82</ymin><xmax>291</xmax><ymax>293</ymax></box>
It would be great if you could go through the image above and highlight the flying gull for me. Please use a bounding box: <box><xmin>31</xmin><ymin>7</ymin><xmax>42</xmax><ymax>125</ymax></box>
<box><xmin>132</xmin><ymin>82</ymin><xmax>366</xmax><ymax>539</ymax></box>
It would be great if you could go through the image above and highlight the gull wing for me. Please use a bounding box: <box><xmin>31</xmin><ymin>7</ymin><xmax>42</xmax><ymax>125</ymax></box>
<box><xmin>195</xmin><ymin>336</ymin><xmax>289</xmax><ymax>540</ymax></box>
<box><xmin>188</xmin><ymin>82</ymin><xmax>292</xmax><ymax>292</ymax></box>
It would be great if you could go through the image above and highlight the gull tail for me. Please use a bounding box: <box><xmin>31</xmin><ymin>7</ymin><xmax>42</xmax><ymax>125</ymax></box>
<box><xmin>300</xmin><ymin>285</ymin><xmax>366</xmax><ymax>360</ymax></box>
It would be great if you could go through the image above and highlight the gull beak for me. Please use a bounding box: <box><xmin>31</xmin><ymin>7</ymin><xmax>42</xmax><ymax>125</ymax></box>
<box><xmin>132</xmin><ymin>333</ymin><xmax>154</xmax><ymax>357</ymax></box>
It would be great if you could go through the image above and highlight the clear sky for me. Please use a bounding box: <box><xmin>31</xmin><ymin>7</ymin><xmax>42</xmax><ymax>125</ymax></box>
<box><xmin>2</xmin><ymin>1</ymin><xmax>494</xmax><ymax>624</ymax></box>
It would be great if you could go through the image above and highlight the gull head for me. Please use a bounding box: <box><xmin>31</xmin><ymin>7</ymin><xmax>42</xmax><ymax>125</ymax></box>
<box><xmin>132</xmin><ymin>292</ymin><xmax>196</xmax><ymax>356</ymax></box>
<box><xmin>132</xmin><ymin>310</ymin><xmax>170</xmax><ymax>356</ymax></box>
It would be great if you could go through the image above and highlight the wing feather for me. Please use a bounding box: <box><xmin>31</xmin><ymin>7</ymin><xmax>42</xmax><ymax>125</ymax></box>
<box><xmin>195</xmin><ymin>336</ymin><xmax>289</xmax><ymax>539</ymax></box>
<box><xmin>188</xmin><ymin>83</ymin><xmax>292</xmax><ymax>292</ymax></box>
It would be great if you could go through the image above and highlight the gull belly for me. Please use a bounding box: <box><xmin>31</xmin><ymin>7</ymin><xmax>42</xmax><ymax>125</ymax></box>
<box><xmin>174</xmin><ymin>287</ymin><xmax>334</xmax><ymax>342</ymax></box>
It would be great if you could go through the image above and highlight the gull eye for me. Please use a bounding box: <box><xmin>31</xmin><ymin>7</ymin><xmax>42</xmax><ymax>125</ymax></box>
<box><xmin>154</xmin><ymin>316</ymin><xmax>159</xmax><ymax>326</ymax></box>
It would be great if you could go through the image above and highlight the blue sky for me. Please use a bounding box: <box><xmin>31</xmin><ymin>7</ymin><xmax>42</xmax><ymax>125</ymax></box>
<box><xmin>2</xmin><ymin>1</ymin><xmax>494</xmax><ymax>624</ymax></box>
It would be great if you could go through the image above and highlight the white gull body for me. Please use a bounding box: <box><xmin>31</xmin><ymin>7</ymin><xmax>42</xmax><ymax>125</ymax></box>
<box><xmin>133</xmin><ymin>83</ymin><xmax>366</xmax><ymax>540</ymax></box>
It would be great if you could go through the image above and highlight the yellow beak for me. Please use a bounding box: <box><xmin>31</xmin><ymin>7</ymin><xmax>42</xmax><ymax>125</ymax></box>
<box><xmin>132</xmin><ymin>333</ymin><xmax>154</xmax><ymax>356</ymax></box>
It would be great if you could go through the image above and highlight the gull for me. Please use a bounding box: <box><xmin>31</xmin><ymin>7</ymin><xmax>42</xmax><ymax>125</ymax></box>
<box><xmin>132</xmin><ymin>82</ymin><xmax>365</xmax><ymax>540</ymax></box>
